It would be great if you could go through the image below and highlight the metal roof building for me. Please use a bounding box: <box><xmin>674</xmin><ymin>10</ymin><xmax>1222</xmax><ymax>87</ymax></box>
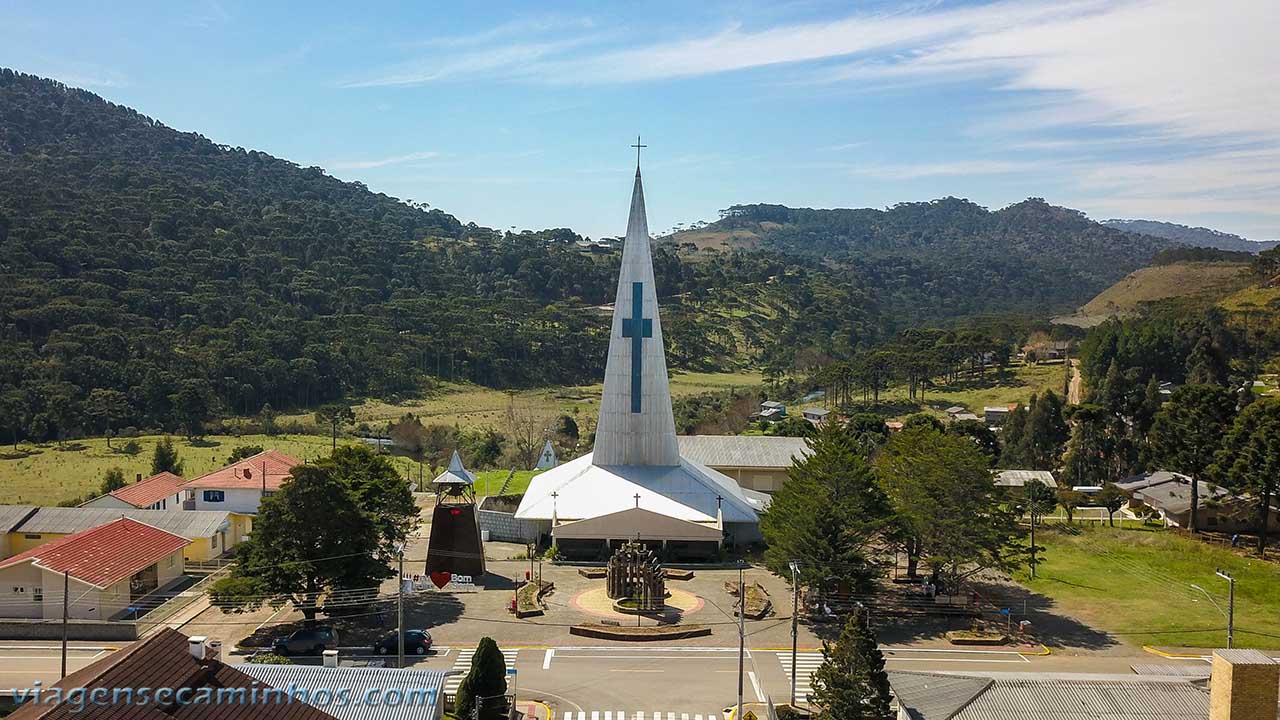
<box><xmin>675</xmin><ymin>435</ymin><xmax>810</xmax><ymax>470</ymax></box>
<box><xmin>890</xmin><ymin>671</ymin><xmax>1210</xmax><ymax>719</ymax></box>
<box><xmin>10</xmin><ymin>506</ymin><xmax>231</xmax><ymax>539</ymax></box>
<box><xmin>240</xmin><ymin>664</ymin><xmax>447</xmax><ymax>720</ymax></box>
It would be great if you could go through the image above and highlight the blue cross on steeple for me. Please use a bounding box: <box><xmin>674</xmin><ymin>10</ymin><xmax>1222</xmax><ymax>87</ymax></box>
<box><xmin>620</xmin><ymin>281</ymin><xmax>653</xmax><ymax>413</ymax></box>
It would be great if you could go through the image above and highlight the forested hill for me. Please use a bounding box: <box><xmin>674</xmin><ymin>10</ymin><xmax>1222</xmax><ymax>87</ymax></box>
<box><xmin>679</xmin><ymin>198</ymin><xmax>1171</xmax><ymax>316</ymax></box>
<box><xmin>0</xmin><ymin>69</ymin><xmax>624</xmax><ymax>433</ymax></box>
<box><xmin>1102</xmin><ymin>218</ymin><xmax>1279</xmax><ymax>253</ymax></box>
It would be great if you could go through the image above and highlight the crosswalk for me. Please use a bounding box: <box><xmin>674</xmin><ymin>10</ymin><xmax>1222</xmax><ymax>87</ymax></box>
<box><xmin>442</xmin><ymin>647</ymin><xmax>520</xmax><ymax>697</ymax></box>
<box><xmin>777</xmin><ymin>651</ymin><xmax>824</xmax><ymax>703</ymax></box>
<box><xmin>558</xmin><ymin>707</ymin><xmax>727</xmax><ymax>712</ymax></box>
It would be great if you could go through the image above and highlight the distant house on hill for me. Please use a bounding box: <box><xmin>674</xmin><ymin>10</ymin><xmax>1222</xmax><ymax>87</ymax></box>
<box><xmin>757</xmin><ymin>400</ymin><xmax>786</xmax><ymax>421</ymax></box>
<box><xmin>801</xmin><ymin>407</ymin><xmax>830</xmax><ymax>425</ymax></box>
<box><xmin>80</xmin><ymin>471</ymin><xmax>185</xmax><ymax>511</ymax></box>
<box><xmin>994</xmin><ymin>470</ymin><xmax>1058</xmax><ymax>495</ymax></box>
<box><xmin>984</xmin><ymin>405</ymin><xmax>1014</xmax><ymax>426</ymax></box>
<box><xmin>1117</xmin><ymin>471</ymin><xmax>1280</xmax><ymax>532</ymax></box>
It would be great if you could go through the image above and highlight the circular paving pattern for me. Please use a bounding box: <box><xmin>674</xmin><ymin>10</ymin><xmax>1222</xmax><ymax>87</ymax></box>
<box><xmin>571</xmin><ymin>586</ymin><xmax>705</xmax><ymax>623</ymax></box>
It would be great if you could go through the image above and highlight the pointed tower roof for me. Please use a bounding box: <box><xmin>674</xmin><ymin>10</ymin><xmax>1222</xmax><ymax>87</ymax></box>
<box><xmin>536</xmin><ymin>439</ymin><xmax>559</xmax><ymax>470</ymax></box>
<box><xmin>592</xmin><ymin>165</ymin><xmax>681</xmax><ymax>467</ymax></box>
<box><xmin>432</xmin><ymin>450</ymin><xmax>475</xmax><ymax>486</ymax></box>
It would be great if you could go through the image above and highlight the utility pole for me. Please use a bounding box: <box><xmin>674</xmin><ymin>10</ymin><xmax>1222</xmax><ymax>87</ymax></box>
<box><xmin>60</xmin><ymin>570</ymin><xmax>69</xmax><ymax>679</ymax></box>
<box><xmin>397</xmin><ymin>544</ymin><xmax>406</xmax><ymax>669</ymax></box>
<box><xmin>736</xmin><ymin>560</ymin><xmax>745</xmax><ymax>720</ymax></box>
<box><xmin>1216</xmin><ymin>569</ymin><xmax>1235</xmax><ymax>649</ymax></box>
<box><xmin>789</xmin><ymin>560</ymin><xmax>800</xmax><ymax>707</ymax></box>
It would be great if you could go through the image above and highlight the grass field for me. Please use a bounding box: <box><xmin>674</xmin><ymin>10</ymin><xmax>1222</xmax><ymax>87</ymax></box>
<box><xmin>1014</xmin><ymin>524</ymin><xmax>1280</xmax><ymax>649</ymax></box>
<box><xmin>1053</xmin><ymin>261</ymin><xmax>1252</xmax><ymax>327</ymax></box>
<box><xmin>814</xmin><ymin>363</ymin><xmax>1067</xmax><ymax>419</ymax></box>
<box><xmin>280</xmin><ymin>370</ymin><xmax>763</xmax><ymax>429</ymax></box>
<box><xmin>0</xmin><ymin>434</ymin><xmax>545</xmax><ymax>507</ymax></box>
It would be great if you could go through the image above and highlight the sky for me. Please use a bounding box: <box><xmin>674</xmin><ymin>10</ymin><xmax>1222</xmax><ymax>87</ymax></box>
<box><xmin>2</xmin><ymin>0</ymin><xmax>1277</xmax><ymax>240</ymax></box>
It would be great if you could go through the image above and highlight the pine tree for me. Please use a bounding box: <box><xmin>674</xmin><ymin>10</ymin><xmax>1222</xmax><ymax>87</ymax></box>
<box><xmin>761</xmin><ymin>420</ymin><xmax>891</xmax><ymax>592</ymax></box>
<box><xmin>810</xmin><ymin>608</ymin><xmax>891</xmax><ymax>720</ymax></box>
<box><xmin>1147</xmin><ymin>384</ymin><xmax>1236</xmax><ymax>532</ymax></box>
<box><xmin>456</xmin><ymin>637</ymin><xmax>508</xmax><ymax>719</ymax></box>
<box><xmin>1185</xmin><ymin>336</ymin><xmax>1227</xmax><ymax>386</ymax></box>
<box><xmin>150</xmin><ymin>436</ymin><xmax>183</xmax><ymax>475</ymax></box>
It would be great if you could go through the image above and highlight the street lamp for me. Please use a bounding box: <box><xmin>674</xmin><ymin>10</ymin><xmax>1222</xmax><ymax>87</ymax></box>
<box><xmin>1216</xmin><ymin>569</ymin><xmax>1236</xmax><ymax>649</ymax></box>
<box><xmin>788</xmin><ymin>560</ymin><xmax>800</xmax><ymax>708</ymax></box>
<box><xmin>395</xmin><ymin>542</ymin><xmax>406</xmax><ymax>669</ymax></box>
<box><xmin>736</xmin><ymin>559</ymin><xmax>745</xmax><ymax>720</ymax></box>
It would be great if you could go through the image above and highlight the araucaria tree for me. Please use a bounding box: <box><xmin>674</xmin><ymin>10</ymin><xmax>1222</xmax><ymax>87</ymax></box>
<box><xmin>150</xmin><ymin>436</ymin><xmax>184</xmax><ymax>476</ymax></box>
<box><xmin>761</xmin><ymin>420</ymin><xmax>891</xmax><ymax>593</ymax></box>
<box><xmin>209</xmin><ymin>464</ymin><xmax>388</xmax><ymax>620</ymax></box>
<box><xmin>456</xmin><ymin>637</ymin><xmax>508</xmax><ymax>719</ymax></box>
<box><xmin>1147</xmin><ymin>384</ymin><xmax>1236</xmax><ymax>532</ymax></box>
<box><xmin>810</xmin><ymin>607</ymin><xmax>891</xmax><ymax>720</ymax></box>
<box><xmin>876</xmin><ymin>426</ymin><xmax>1020</xmax><ymax>589</ymax></box>
<box><xmin>1211</xmin><ymin>398</ymin><xmax>1280</xmax><ymax>554</ymax></box>
<box><xmin>315</xmin><ymin>403</ymin><xmax>356</xmax><ymax>450</ymax></box>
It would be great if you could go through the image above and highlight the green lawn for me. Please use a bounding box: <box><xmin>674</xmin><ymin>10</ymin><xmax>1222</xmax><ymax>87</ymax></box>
<box><xmin>1014</xmin><ymin>524</ymin><xmax>1280</xmax><ymax>649</ymax></box>
<box><xmin>0</xmin><ymin>434</ymin><xmax>428</xmax><ymax>506</ymax></box>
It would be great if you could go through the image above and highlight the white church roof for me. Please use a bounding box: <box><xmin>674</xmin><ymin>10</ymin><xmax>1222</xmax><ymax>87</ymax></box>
<box><xmin>514</xmin><ymin>452</ymin><xmax>764</xmax><ymax>523</ymax></box>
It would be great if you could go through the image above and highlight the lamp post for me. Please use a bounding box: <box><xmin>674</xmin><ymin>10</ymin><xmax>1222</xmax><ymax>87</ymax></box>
<box><xmin>789</xmin><ymin>560</ymin><xmax>800</xmax><ymax>708</ymax></box>
<box><xmin>396</xmin><ymin>543</ymin><xmax>406</xmax><ymax>669</ymax></box>
<box><xmin>1190</xmin><ymin>576</ymin><xmax>1234</xmax><ymax>649</ymax></box>
<box><xmin>1216</xmin><ymin>569</ymin><xmax>1236</xmax><ymax>649</ymax></box>
<box><xmin>736</xmin><ymin>560</ymin><xmax>745</xmax><ymax>720</ymax></box>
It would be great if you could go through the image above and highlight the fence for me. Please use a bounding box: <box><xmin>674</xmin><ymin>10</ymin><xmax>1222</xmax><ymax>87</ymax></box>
<box><xmin>135</xmin><ymin>564</ymin><xmax>233</xmax><ymax>636</ymax></box>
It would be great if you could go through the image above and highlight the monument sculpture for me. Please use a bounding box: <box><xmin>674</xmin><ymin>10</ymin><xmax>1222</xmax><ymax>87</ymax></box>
<box><xmin>606</xmin><ymin>540</ymin><xmax>666</xmax><ymax>612</ymax></box>
<box><xmin>425</xmin><ymin>451</ymin><xmax>486</xmax><ymax>585</ymax></box>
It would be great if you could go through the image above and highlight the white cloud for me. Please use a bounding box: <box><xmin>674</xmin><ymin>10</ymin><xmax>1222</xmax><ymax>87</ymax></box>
<box><xmin>330</xmin><ymin>151</ymin><xmax>439</xmax><ymax>170</ymax></box>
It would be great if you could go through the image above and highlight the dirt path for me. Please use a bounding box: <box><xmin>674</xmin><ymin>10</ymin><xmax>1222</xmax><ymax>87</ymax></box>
<box><xmin>1068</xmin><ymin>359</ymin><xmax>1083</xmax><ymax>405</ymax></box>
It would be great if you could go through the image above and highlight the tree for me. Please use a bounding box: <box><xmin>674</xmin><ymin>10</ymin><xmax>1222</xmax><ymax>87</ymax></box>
<box><xmin>948</xmin><ymin>419</ymin><xmax>1000</xmax><ymax>466</ymax></box>
<box><xmin>316</xmin><ymin>445</ymin><xmax>420</xmax><ymax>561</ymax></box>
<box><xmin>1056</xmin><ymin>488</ymin><xmax>1087</xmax><ymax>523</ymax></box>
<box><xmin>1096</xmin><ymin>483</ymin><xmax>1128</xmax><ymax>527</ymax></box>
<box><xmin>902</xmin><ymin>413</ymin><xmax>944</xmax><ymax>433</ymax></box>
<box><xmin>208</xmin><ymin>464</ymin><xmax>387</xmax><ymax>620</ymax></box>
<box><xmin>258</xmin><ymin>403</ymin><xmax>279</xmax><ymax>436</ymax></box>
<box><xmin>1211</xmin><ymin>398</ymin><xmax>1280</xmax><ymax>555</ymax></box>
<box><xmin>845</xmin><ymin>413</ymin><xmax>890</xmax><ymax>455</ymax></box>
<box><xmin>1022</xmin><ymin>481</ymin><xmax>1057</xmax><ymax>579</ymax></box>
<box><xmin>766</xmin><ymin>415</ymin><xmax>814</xmax><ymax>438</ymax></box>
<box><xmin>761</xmin><ymin>420</ymin><xmax>891</xmax><ymax>593</ymax></box>
<box><xmin>1012</xmin><ymin>391</ymin><xmax>1068</xmax><ymax>469</ymax></box>
<box><xmin>0</xmin><ymin>390</ymin><xmax>28</xmax><ymax>449</ymax></box>
<box><xmin>100</xmin><ymin>467</ymin><xmax>127</xmax><ymax>494</ymax></box>
<box><xmin>168</xmin><ymin>379</ymin><xmax>213</xmax><ymax>439</ymax></box>
<box><xmin>455</xmin><ymin>637</ymin><xmax>508</xmax><ymax>720</ymax></box>
<box><xmin>150</xmin><ymin>436</ymin><xmax>184</xmax><ymax>476</ymax></box>
<box><xmin>1061</xmin><ymin>404</ymin><xmax>1111</xmax><ymax>487</ymax></box>
<box><xmin>876</xmin><ymin>426</ymin><xmax>1020</xmax><ymax>588</ymax></box>
<box><xmin>505</xmin><ymin>398</ymin><xmax>549</xmax><ymax>470</ymax></box>
<box><xmin>227</xmin><ymin>445</ymin><xmax>265</xmax><ymax>464</ymax></box>
<box><xmin>1147</xmin><ymin>385</ymin><xmax>1236</xmax><ymax>532</ymax></box>
<box><xmin>809</xmin><ymin>607</ymin><xmax>891</xmax><ymax>720</ymax></box>
<box><xmin>85</xmin><ymin>388</ymin><xmax>129</xmax><ymax>448</ymax></box>
<box><xmin>1185</xmin><ymin>336</ymin><xmax>1227</xmax><ymax>386</ymax></box>
<box><xmin>315</xmin><ymin>403</ymin><xmax>356</xmax><ymax>450</ymax></box>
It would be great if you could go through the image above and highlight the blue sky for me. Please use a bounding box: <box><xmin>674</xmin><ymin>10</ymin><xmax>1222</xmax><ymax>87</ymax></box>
<box><xmin>3</xmin><ymin>0</ymin><xmax>1277</xmax><ymax>240</ymax></box>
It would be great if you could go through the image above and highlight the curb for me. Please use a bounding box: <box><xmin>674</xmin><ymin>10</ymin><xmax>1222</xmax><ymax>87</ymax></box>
<box><xmin>1142</xmin><ymin>645</ymin><xmax>1205</xmax><ymax>659</ymax></box>
<box><xmin>1023</xmin><ymin>644</ymin><xmax>1051</xmax><ymax>656</ymax></box>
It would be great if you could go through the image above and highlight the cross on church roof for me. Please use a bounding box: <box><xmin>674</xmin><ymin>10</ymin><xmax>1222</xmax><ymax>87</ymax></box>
<box><xmin>634</xmin><ymin>493</ymin><xmax>641</xmax><ymax>508</ymax></box>
<box><xmin>631</xmin><ymin>135</ymin><xmax>647</xmax><ymax>169</ymax></box>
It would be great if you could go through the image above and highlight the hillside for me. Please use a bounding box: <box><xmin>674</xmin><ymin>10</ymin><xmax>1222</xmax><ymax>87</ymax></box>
<box><xmin>1103</xmin><ymin>218</ymin><xmax>1279</xmax><ymax>253</ymax></box>
<box><xmin>1052</xmin><ymin>261</ymin><xmax>1253</xmax><ymax>327</ymax></box>
<box><xmin>674</xmin><ymin>198</ymin><xmax>1171</xmax><ymax>320</ymax></box>
<box><xmin>0</xmin><ymin>69</ymin><xmax>1161</xmax><ymax>446</ymax></box>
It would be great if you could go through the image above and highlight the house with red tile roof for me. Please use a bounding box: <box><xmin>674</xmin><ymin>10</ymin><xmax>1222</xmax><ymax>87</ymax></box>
<box><xmin>0</xmin><ymin>517</ymin><xmax>188</xmax><ymax>620</ymax></box>
<box><xmin>9</xmin><ymin>628</ymin><xmax>339</xmax><ymax>720</ymax></box>
<box><xmin>180</xmin><ymin>450</ymin><xmax>302</xmax><ymax>548</ymax></box>
<box><xmin>81</xmin><ymin>471</ymin><xmax>186</xmax><ymax>510</ymax></box>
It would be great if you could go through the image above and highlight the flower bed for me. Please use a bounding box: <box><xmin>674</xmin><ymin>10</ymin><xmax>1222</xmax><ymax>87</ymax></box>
<box><xmin>569</xmin><ymin>623</ymin><xmax>711</xmax><ymax>641</ymax></box>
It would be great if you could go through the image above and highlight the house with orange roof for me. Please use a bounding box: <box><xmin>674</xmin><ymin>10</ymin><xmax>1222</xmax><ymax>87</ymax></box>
<box><xmin>81</xmin><ymin>471</ymin><xmax>186</xmax><ymax>510</ymax></box>
<box><xmin>181</xmin><ymin>450</ymin><xmax>302</xmax><ymax>546</ymax></box>
<box><xmin>0</xmin><ymin>517</ymin><xmax>188</xmax><ymax>620</ymax></box>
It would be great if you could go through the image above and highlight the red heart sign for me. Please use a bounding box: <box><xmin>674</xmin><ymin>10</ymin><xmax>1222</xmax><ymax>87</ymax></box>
<box><xmin>429</xmin><ymin>571</ymin><xmax>452</xmax><ymax>589</ymax></box>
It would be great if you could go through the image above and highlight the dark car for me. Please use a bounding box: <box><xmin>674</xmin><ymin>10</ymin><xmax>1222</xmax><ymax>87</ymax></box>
<box><xmin>373</xmin><ymin>629</ymin><xmax>432</xmax><ymax>656</ymax></box>
<box><xmin>273</xmin><ymin>626</ymin><xmax>339</xmax><ymax>656</ymax></box>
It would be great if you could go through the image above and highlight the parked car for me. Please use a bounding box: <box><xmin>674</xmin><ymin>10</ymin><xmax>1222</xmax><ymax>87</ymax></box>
<box><xmin>373</xmin><ymin>629</ymin><xmax>432</xmax><ymax>656</ymax></box>
<box><xmin>273</xmin><ymin>626</ymin><xmax>339</xmax><ymax>656</ymax></box>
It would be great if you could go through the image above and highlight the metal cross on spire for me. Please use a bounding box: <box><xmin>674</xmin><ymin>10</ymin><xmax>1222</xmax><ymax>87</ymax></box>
<box><xmin>631</xmin><ymin>135</ymin><xmax>647</xmax><ymax>169</ymax></box>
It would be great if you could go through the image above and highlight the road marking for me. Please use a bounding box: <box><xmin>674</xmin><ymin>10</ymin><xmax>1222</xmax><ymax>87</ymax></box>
<box><xmin>443</xmin><ymin>647</ymin><xmax>519</xmax><ymax>696</ymax></box>
<box><xmin>544</xmin><ymin>648</ymin><xmax>555</xmax><ymax>669</ymax></box>
<box><xmin>748</xmin><ymin>670</ymin><xmax>764</xmax><ymax>702</ymax></box>
<box><xmin>610</xmin><ymin>669</ymin><xmax>663</xmax><ymax>672</ymax></box>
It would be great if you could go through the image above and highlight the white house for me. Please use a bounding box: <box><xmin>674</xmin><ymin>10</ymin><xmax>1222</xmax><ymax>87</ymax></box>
<box><xmin>80</xmin><ymin>471</ymin><xmax>185</xmax><ymax>510</ymax></box>
<box><xmin>181</xmin><ymin>449</ymin><xmax>301</xmax><ymax>547</ymax></box>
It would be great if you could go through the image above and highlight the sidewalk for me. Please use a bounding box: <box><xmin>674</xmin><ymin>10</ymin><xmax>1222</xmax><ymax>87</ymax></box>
<box><xmin>516</xmin><ymin>700</ymin><xmax>553</xmax><ymax>720</ymax></box>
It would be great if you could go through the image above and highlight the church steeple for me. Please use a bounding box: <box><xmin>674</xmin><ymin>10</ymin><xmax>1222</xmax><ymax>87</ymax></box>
<box><xmin>592</xmin><ymin>154</ymin><xmax>680</xmax><ymax>467</ymax></box>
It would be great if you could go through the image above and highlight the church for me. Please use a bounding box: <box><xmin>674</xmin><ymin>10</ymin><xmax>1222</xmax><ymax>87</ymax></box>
<box><xmin>514</xmin><ymin>159</ymin><xmax>770</xmax><ymax>557</ymax></box>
